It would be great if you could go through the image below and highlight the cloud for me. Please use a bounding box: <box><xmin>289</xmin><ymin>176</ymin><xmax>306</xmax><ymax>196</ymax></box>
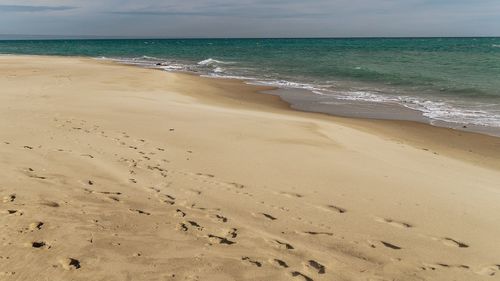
<box><xmin>0</xmin><ymin>4</ymin><xmax>76</xmax><ymax>12</ymax></box>
<box><xmin>0</xmin><ymin>0</ymin><xmax>500</xmax><ymax>37</ymax></box>
<box><xmin>108</xmin><ymin>10</ymin><xmax>330</xmax><ymax>19</ymax></box>
<box><xmin>107</xmin><ymin>1</ymin><xmax>332</xmax><ymax>19</ymax></box>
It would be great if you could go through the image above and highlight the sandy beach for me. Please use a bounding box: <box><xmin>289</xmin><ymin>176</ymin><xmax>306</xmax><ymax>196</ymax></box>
<box><xmin>1</xmin><ymin>55</ymin><xmax>500</xmax><ymax>281</ymax></box>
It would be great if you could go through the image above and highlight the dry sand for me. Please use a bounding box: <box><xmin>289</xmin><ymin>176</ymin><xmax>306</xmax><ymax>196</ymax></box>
<box><xmin>0</xmin><ymin>55</ymin><xmax>499</xmax><ymax>281</ymax></box>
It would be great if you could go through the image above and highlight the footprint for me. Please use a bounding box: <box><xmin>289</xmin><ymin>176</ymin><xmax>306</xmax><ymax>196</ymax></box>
<box><xmin>227</xmin><ymin>228</ymin><xmax>238</xmax><ymax>238</ymax></box>
<box><xmin>215</xmin><ymin>214</ymin><xmax>228</xmax><ymax>223</ymax></box>
<box><xmin>380</xmin><ymin>241</ymin><xmax>402</xmax><ymax>250</ymax></box>
<box><xmin>5</xmin><ymin>209</ymin><xmax>22</xmax><ymax>215</ymax></box>
<box><xmin>325</xmin><ymin>205</ymin><xmax>346</xmax><ymax>214</ymax></box>
<box><xmin>164</xmin><ymin>194</ymin><xmax>176</xmax><ymax>201</ymax></box>
<box><xmin>41</xmin><ymin>201</ymin><xmax>60</xmax><ymax>208</ymax></box>
<box><xmin>275</xmin><ymin>240</ymin><xmax>294</xmax><ymax>250</ymax></box>
<box><xmin>147</xmin><ymin>165</ymin><xmax>166</xmax><ymax>172</ymax></box>
<box><xmin>420</xmin><ymin>264</ymin><xmax>438</xmax><ymax>271</ymax></box>
<box><xmin>190</xmin><ymin>204</ymin><xmax>220</xmax><ymax>212</ymax></box>
<box><xmin>175</xmin><ymin>209</ymin><xmax>186</xmax><ymax>217</ymax></box>
<box><xmin>279</xmin><ymin>192</ymin><xmax>304</xmax><ymax>198</ymax></box>
<box><xmin>187</xmin><ymin>221</ymin><xmax>203</xmax><ymax>231</ymax></box>
<box><xmin>434</xmin><ymin>263</ymin><xmax>469</xmax><ymax>269</ymax></box>
<box><xmin>260</xmin><ymin>213</ymin><xmax>277</xmax><ymax>221</ymax></box>
<box><xmin>177</xmin><ymin>223</ymin><xmax>189</xmax><ymax>232</ymax></box>
<box><xmin>28</xmin><ymin>222</ymin><xmax>44</xmax><ymax>231</ymax></box>
<box><xmin>375</xmin><ymin>217</ymin><xmax>413</xmax><ymax>228</ymax></box>
<box><xmin>290</xmin><ymin>271</ymin><xmax>313</xmax><ymax>281</ymax></box>
<box><xmin>25</xmin><ymin>169</ymin><xmax>47</xmax><ymax>180</ymax></box>
<box><xmin>149</xmin><ymin>187</ymin><xmax>161</xmax><ymax>193</ymax></box>
<box><xmin>307</xmin><ymin>260</ymin><xmax>326</xmax><ymax>274</ymax></box>
<box><xmin>129</xmin><ymin>209</ymin><xmax>151</xmax><ymax>215</ymax></box>
<box><xmin>3</xmin><ymin>194</ymin><xmax>16</xmax><ymax>203</ymax></box>
<box><xmin>59</xmin><ymin>258</ymin><xmax>81</xmax><ymax>270</ymax></box>
<box><xmin>241</xmin><ymin>257</ymin><xmax>262</xmax><ymax>267</ymax></box>
<box><xmin>440</xmin><ymin>237</ymin><xmax>469</xmax><ymax>248</ymax></box>
<box><xmin>195</xmin><ymin>173</ymin><xmax>214</xmax><ymax>178</ymax></box>
<box><xmin>421</xmin><ymin>263</ymin><xmax>469</xmax><ymax>271</ymax></box>
<box><xmin>207</xmin><ymin>234</ymin><xmax>235</xmax><ymax>245</ymax></box>
<box><xmin>302</xmin><ymin>231</ymin><xmax>333</xmax><ymax>236</ymax></box>
<box><xmin>476</xmin><ymin>264</ymin><xmax>500</xmax><ymax>276</ymax></box>
<box><xmin>187</xmin><ymin>189</ymin><xmax>202</xmax><ymax>196</ymax></box>
<box><xmin>32</xmin><ymin>241</ymin><xmax>49</xmax><ymax>249</ymax></box>
<box><xmin>228</xmin><ymin>182</ymin><xmax>245</xmax><ymax>189</ymax></box>
<box><xmin>273</xmin><ymin>259</ymin><xmax>289</xmax><ymax>268</ymax></box>
<box><xmin>163</xmin><ymin>199</ymin><xmax>175</xmax><ymax>205</ymax></box>
<box><xmin>98</xmin><ymin>191</ymin><xmax>122</xmax><ymax>195</ymax></box>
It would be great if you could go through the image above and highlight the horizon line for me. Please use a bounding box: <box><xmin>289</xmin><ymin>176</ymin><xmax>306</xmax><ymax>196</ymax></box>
<box><xmin>1</xmin><ymin>34</ymin><xmax>500</xmax><ymax>41</ymax></box>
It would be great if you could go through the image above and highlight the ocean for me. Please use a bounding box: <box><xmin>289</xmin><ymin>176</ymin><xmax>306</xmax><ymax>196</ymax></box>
<box><xmin>1</xmin><ymin>38</ymin><xmax>500</xmax><ymax>134</ymax></box>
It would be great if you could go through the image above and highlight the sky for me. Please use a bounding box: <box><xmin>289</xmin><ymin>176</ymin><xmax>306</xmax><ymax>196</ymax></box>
<box><xmin>0</xmin><ymin>0</ymin><xmax>499</xmax><ymax>38</ymax></box>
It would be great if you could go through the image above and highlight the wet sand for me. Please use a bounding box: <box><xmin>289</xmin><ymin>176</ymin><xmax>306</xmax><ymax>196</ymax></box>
<box><xmin>1</xmin><ymin>55</ymin><xmax>499</xmax><ymax>281</ymax></box>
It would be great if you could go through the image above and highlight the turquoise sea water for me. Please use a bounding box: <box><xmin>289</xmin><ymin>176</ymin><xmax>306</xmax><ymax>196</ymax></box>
<box><xmin>1</xmin><ymin>38</ymin><xmax>500</xmax><ymax>129</ymax></box>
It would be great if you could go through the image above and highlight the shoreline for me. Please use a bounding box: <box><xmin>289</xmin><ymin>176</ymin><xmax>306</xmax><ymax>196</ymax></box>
<box><xmin>116</xmin><ymin>55</ymin><xmax>500</xmax><ymax>138</ymax></box>
<box><xmin>1</xmin><ymin>55</ymin><xmax>500</xmax><ymax>281</ymax></box>
<box><xmin>4</xmin><ymin>53</ymin><xmax>499</xmax><ymax>138</ymax></box>
<box><xmin>117</xmin><ymin>56</ymin><xmax>500</xmax><ymax>138</ymax></box>
<box><xmin>4</xmin><ymin>53</ymin><xmax>499</xmax><ymax>168</ymax></box>
<box><xmin>121</xmin><ymin>59</ymin><xmax>500</xmax><ymax>171</ymax></box>
<box><xmin>260</xmin><ymin>87</ymin><xmax>500</xmax><ymax>138</ymax></box>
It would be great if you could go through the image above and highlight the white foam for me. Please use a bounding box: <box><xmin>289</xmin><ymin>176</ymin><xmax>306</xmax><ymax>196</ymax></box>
<box><xmin>134</xmin><ymin>55</ymin><xmax>162</xmax><ymax>61</ymax></box>
<box><xmin>401</xmin><ymin>98</ymin><xmax>500</xmax><ymax>127</ymax></box>
<box><xmin>159</xmin><ymin>64</ymin><xmax>186</xmax><ymax>71</ymax></box>
<box><xmin>315</xmin><ymin>89</ymin><xmax>500</xmax><ymax>127</ymax></box>
<box><xmin>213</xmin><ymin>67</ymin><xmax>224</xmax><ymax>73</ymax></box>
<box><xmin>328</xmin><ymin>90</ymin><xmax>398</xmax><ymax>103</ymax></box>
<box><xmin>197</xmin><ymin>58</ymin><xmax>232</xmax><ymax>66</ymax></box>
<box><xmin>202</xmin><ymin>73</ymin><xmax>256</xmax><ymax>80</ymax></box>
<box><xmin>252</xmin><ymin>80</ymin><xmax>319</xmax><ymax>91</ymax></box>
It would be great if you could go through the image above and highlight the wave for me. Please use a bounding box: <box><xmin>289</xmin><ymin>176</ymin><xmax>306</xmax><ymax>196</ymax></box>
<box><xmin>252</xmin><ymin>80</ymin><xmax>320</xmax><ymax>91</ymax></box>
<box><xmin>197</xmin><ymin>58</ymin><xmax>233</xmax><ymax>66</ymax></box>
<box><xmin>492</xmin><ymin>44</ymin><xmax>500</xmax><ymax>48</ymax></box>
<box><xmin>408</xmin><ymin>100</ymin><xmax>500</xmax><ymax>127</ymax></box>
<box><xmin>158</xmin><ymin>64</ymin><xmax>186</xmax><ymax>71</ymax></box>
<box><xmin>133</xmin><ymin>55</ymin><xmax>163</xmax><ymax>61</ymax></box>
<box><xmin>322</xmin><ymin>90</ymin><xmax>396</xmax><ymax>103</ymax></box>
<box><xmin>213</xmin><ymin>67</ymin><xmax>224</xmax><ymax>73</ymax></box>
<box><xmin>316</xmin><ymin>89</ymin><xmax>500</xmax><ymax>127</ymax></box>
<box><xmin>202</xmin><ymin>74</ymin><xmax>256</xmax><ymax>80</ymax></box>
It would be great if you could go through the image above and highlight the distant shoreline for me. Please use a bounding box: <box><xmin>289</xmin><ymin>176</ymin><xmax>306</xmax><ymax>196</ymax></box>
<box><xmin>2</xmin><ymin>36</ymin><xmax>500</xmax><ymax>40</ymax></box>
